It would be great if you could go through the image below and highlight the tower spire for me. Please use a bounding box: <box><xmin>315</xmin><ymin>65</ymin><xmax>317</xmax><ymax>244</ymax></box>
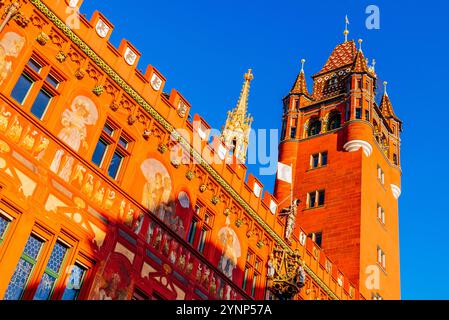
<box><xmin>344</xmin><ymin>15</ymin><xmax>350</xmax><ymax>42</ymax></box>
<box><xmin>290</xmin><ymin>59</ymin><xmax>310</xmax><ymax>96</ymax></box>
<box><xmin>383</xmin><ymin>81</ymin><xmax>388</xmax><ymax>96</ymax></box>
<box><xmin>236</xmin><ymin>69</ymin><xmax>254</xmax><ymax>114</ymax></box>
<box><xmin>221</xmin><ymin>69</ymin><xmax>254</xmax><ymax>163</ymax></box>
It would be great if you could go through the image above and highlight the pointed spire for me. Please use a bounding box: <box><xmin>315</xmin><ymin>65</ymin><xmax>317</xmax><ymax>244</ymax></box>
<box><xmin>352</xmin><ymin>48</ymin><xmax>369</xmax><ymax>73</ymax></box>
<box><xmin>290</xmin><ymin>59</ymin><xmax>310</xmax><ymax>96</ymax></box>
<box><xmin>383</xmin><ymin>81</ymin><xmax>388</xmax><ymax>96</ymax></box>
<box><xmin>380</xmin><ymin>81</ymin><xmax>396</xmax><ymax>119</ymax></box>
<box><xmin>344</xmin><ymin>15</ymin><xmax>350</xmax><ymax>42</ymax></box>
<box><xmin>236</xmin><ymin>69</ymin><xmax>254</xmax><ymax>114</ymax></box>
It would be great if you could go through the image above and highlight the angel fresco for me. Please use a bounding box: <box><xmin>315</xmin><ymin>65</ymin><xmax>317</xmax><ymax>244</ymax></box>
<box><xmin>217</xmin><ymin>217</ymin><xmax>241</xmax><ymax>280</ymax></box>
<box><xmin>0</xmin><ymin>32</ymin><xmax>25</xmax><ymax>86</ymax></box>
<box><xmin>57</xmin><ymin>96</ymin><xmax>98</xmax><ymax>152</ymax></box>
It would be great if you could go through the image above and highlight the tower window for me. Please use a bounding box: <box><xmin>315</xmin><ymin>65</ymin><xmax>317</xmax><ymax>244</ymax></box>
<box><xmin>310</xmin><ymin>152</ymin><xmax>328</xmax><ymax>169</ymax></box>
<box><xmin>307</xmin><ymin>190</ymin><xmax>325</xmax><ymax>208</ymax></box>
<box><xmin>377</xmin><ymin>247</ymin><xmax>386</xmax><ymax>270</ymax></box>
<box><xmin>365</xmin><ymin>110</ymin><xmax>370</xmax><ymax>121</ymax></box>
<box><xmin>393</xmin><ymin>154</ymin><xmax>398</xmax><ymax>165</ymax></box>
<box><xmin>377</xmin><ymin>204</ymin><xmax>385</xmax><ymax>225</ymax></box>
<box><xmin>355</xmin><ymin>108</ymin><xmax>362</xmax><ymax>119</ymax></box>
<box><xmin>290</xmin><ymin>127</ymin><xmax>297</xmax><ymax>139</ymax></box>
<box><xmin>308</xmin><ymin>231</ymin><xmax>322</xmax><ymax>247</ymax></box>
<box><xmin>307</xmin><ymin>119</ymin><xmax>321</xmax><ymax>137</ymax></box>
<box><xmin>230</xmin><ymin>138</ymin><xmax>237</xmax><ymax>155</ymax></box>
<box><xmin>327</xmin><ymin>112</ymin><xmax>342</xmax><ymax>131</ymax></box>
<box><xmin>377</xmin><ymin>165</ymin><xmax>385</xmax><ymax>185</ymax></box>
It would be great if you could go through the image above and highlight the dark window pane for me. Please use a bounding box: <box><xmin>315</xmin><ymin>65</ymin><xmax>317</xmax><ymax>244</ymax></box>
<box><xmin>27</xmin><ymin>59</ymin><xmax>42</xmax><ymax>73</ymax></box>
<box><xmin>321</xmin><ymin>152</ymin><xmax>328</xmax><ymax>166</ymax></box>
<box><xmin>34</xmin><ymin>272</ymin><xmax>56</xmax><ymax>300</ymax></box>
<box><xmin>315</xmin><ymin>232</ymin><xmax>323</xmax><ymax>247</ymax></box>
<box><xmin>242</xmin><ymin>268</ymin><xmax>249</xmax><ymax>290</ymax></box>
<box><xmin>290</xmin><ymin>127</ymin><xmax>296</xmax><ymax>138</ymax></box>
<box><xmin>355</xmin><ymin>108</ymin><xmax>362</xmax><ymax>119</ymax></box>
<box><xmin>312</xmin><ymin>154</ymin><xmax>319</xmax><ymax>168</ymax></box>
<box><xmin>46</xmin><ymin>74</ymin><xmax>60</xmax><ymax>88</ymax></box>
<box><xmin>92</xmin><ymin>139</ymin><xmax>108</xmax><ymax>167</ymax></box>
<box><xmin>328</xmin><ymin>114</ymin><xmax>341</xmax><ymax>130</ymax></box>
<box><xmin>318</xmin><ymin>191</ymin><xmax>325</xmax><ymax>206</ymax></box>
<box><xmin>62</xmin><ymin>264</ymin><xmax>86</xmax><ymax>300</ymax></box>
<box><xmin>30</xmin><ymin>89</ymin><xmax>52</xmax><ymax>119</ymax></box>
<box><xmin>309</xmin><ymin>192</ymin><xmax>316</xmax><ymax>208</ymax></box>
<box><xmin>251</xmin><ymin>274</ymin><xmax>257</xmax><ymax>297</ymax></box>
<box><xmin>308</xmin><ymin>120</ymin><xmax>321</xmax><ymax>137</ymax></box>
<box><xmin>187</xmin><ymin>221</ymin><xmax>197</xmax><ymax>245</ymax></box>
<box><xmin>103</xmin><ymin>124</ymin><xmax>114</xmax><ymax>136</ymax></box>
<box><xmin>108</xmin><ymin>151</ymin><xmax>124</xmax><ymax>179</ymax></box>
<box><xmin>197</xmin><ymin>228</ymin><xmax>207</xmax><ymax>253</ymax></box>
<box><xmin>11</xmin><ymin>74</ymin><xmax>34</xmax><ymax>104</ymax></box>
<box><xmin>118</xmin><ymin>136</ymin><xmax>129</xmax><ymax>149</ymax></box>
<box><xmin>365</xmin><ymin>110</ymin><xmax>370</xmax><ymax>121</ymax></box>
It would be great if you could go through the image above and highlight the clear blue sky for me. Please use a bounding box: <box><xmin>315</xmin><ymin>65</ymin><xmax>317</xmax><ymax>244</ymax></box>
<box><xmin>79</xmin><ymin>0</ymin><xmax>449</xmax><ymax>299</ymax></box>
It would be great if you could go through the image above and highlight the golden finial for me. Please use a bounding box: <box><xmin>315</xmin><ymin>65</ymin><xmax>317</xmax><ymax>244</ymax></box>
<box><xmin>383</xmin><ymin>81</ymin><xmax>388</xmax><ymax>96</ymax></box>
<box><xmin>300</xmin><ymin>59</ymin><xmax>306</xmax><ymax>72</ymax></box>
<box><xmin>244</xmin><ymin>69</ymin><xmax>254</xmax><ymax>81</ymax></box>
<box><xmin>358</xmin><ymin>38</ymin><xmax>363</xmax><ymax>52</ymax></box>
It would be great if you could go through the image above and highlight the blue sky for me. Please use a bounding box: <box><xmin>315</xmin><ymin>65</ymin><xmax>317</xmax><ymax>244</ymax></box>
<box><xmin>79</xmin><ymin>0</ymin><xmax>449</xmax><ymax>299</ymax></box>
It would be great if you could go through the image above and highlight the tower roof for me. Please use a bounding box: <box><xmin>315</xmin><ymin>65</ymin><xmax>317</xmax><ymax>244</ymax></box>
<box><xmin>315</xmin><ymin>40</ymin><xmax>357</xmax><ymax>76</ymax></box>
<box><xmin>290</xmin><ymin>59</ymin><xmax>310</xmax><ymax>97</ymax></box>
<box><xmin>352</xmin><ymin>49</ymin><xmax>369</xmax><ymax>73</ymax></box>
<box><xmin>380</xmin><ymin>82</ymin><xmax>401</xmax><ymax>123</ymax></box>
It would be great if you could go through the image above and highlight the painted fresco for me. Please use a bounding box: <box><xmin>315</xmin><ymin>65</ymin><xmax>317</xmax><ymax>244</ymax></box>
<box><xmin>217</xmin><ymin>216</ymin><xmax>241</xmax><ymax>280</ymax></box>
<box><xmin>0</xmin><ymin>31</ymin><xmax>25</xmax><ymax>85</ymax></box>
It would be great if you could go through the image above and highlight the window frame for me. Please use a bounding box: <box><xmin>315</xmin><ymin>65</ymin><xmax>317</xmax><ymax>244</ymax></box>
<box><xmin>10</xmin><ymin>54</ymin><xmax>65</xmax><ymax>121</ymax></box>
<box><xmin>92</xmin><ymin>119</ymin><xmax>133</xmax><ymax>182</ymax></box>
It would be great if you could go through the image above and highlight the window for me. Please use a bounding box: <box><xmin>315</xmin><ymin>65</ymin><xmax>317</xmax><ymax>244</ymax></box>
<box><xmin>327</xmin><ymin>112</ymin><xmax>341</xmax><ymax>131</ymax></box>
<box><xmin>11</xmin><ymin>57</ymin><xmax>63</xmax><ymax>120</ymax></box>
<box><xmin>307</xmin><ymin>119</ymin><xmax>321</xmax><ymax>137</ymax></box>
<box><xmin>355</xmin><ymin>108</ymin><xmax>362</xmax><ymax>119</ymax></box>
<box><xmin>377</xmin><ymin>166</ymin><xmax>385</xmax><ymax>185</ymax></box>
<box><xmin>242</xmin><ymin>251</ymin><xmax>261</xmax><ymax>298</ymax></box>
<box><xmin>308</xmin><ymin>231</ymin><xmax>323</xmax><ymax>247</ymax></box>
<box><xmin>365</xmin><ymin>110</ymin><xmax>370</xmax><ymax>121</ymax></box>
<box><xmin>186</xmin><ymin>219</ymin><xmax>198</xmax><ymax>245</ymax></box>
<box><xmin>393</xmin><ymin>154</ymin><xmax>398</xmax><ymax>166</ymax></box>
<box><xmin>290</xmin><ymin>126</ymin><xmax>297</xmax><ymax>139</ymax></box>
<box><xmin>61</xmin><ymin>263</ymin><xmax>88</xmax><ymax>300</ymax></box>
<box><xmin>186</xmin><ymin>203</ymin><xmax>213</xmax><ymax>255</ymax></box>
<box><xmin>4</xmin><ymin>234</ymin><xmax>45</xmax><ymax>300</ymax></box>
<box><xmin>377</xmin><ymin>205</ymin><xmax>385</xmax><ymax>225</ymax></box>
<box><xmin>0</xmin><ymin>213</ymin><xmax>11</xmax><ymax>245</ymax></box>
<box><xmin>377</xmin><ymin>247</ymin><xmax>386</xmax><ymax>270</ymax></box>
<box><xmin>307</xmin><ymin>190</ymin><xmax>325</xmax><ymax>208</ymax></box>
<box><xmin>310</xmin><ymin>152</ymin><xmax>328</xmax><ymax>169</ymax></box>
<box><xmin>92</xmin><ymin>121</ymin><xmax>132</xmax><ymax>180</ymax></box>
<box><xmin>11</xmin><ymin>73</ymin><xmax>34</xmax><ymax>104</ymax></box>
<box><xmin>197</xmin><ymin>227</ymin><xmax>208</xmax><ymax>253</ymax></box>
<box><xmin>357</xmin><ymin>79</ymin><xmax>362</xmax><ymax>89</ymax></box>
<box><xmin>34</xmin><ymin>241</ymin><xmax>69</xmax><ymax>300</ymax></box>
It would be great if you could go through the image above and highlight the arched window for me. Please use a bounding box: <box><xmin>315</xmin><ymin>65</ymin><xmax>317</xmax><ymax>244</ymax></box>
<box><xmin>327</xmin><ymin>112</ymin><xmax>342</xmax><ymax>131</ymax></box>
<box><xmin>308</xmin><ymin>119</ymin><xmax>321</xmax><ymax>137</ymax></box>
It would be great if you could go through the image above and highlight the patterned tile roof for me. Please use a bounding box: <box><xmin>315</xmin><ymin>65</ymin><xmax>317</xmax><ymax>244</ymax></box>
<box><xmin>317</xmin><ymin>40</ymin><xmax>357</xmax><ymax>75</ymax></box>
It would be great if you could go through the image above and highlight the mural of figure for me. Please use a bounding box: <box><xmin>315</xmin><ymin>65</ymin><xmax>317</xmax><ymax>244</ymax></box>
<box><xmin>0</xmin><ymin>106</ymin><xmax>11</xmax><ymax>132</ymax></box>
<box><xmin>5</xmin><ymin>116</ymin><xmax>22</xmax><ymax>143</ymax></box>
<box><xmin>92</xmin><ymin>257</ymin><xmax>132</xmax><ymax>300</ymax></box>
<box><xmin>0</xmin><ymin>32</ymin><xmax>25</xmax><ymax>85</ymax></box>
<box><xmin>140</xmin><ymin>158</ymin><xmax>172</xmax><ymax>213</ymax></box>
<box><xmin>57</xmin><ymin>96</ymin><xmax>98</xmax><ymax>152</ymax></box>
<box><xmin>217</xmin><ymin>216</ymin><xmax>241</xmax><ymax>280</ymax></box>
